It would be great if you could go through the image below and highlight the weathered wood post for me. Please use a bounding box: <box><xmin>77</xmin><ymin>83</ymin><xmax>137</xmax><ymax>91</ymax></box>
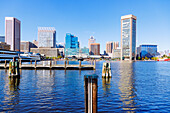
<box><xmin>9</xmin><ymin>57</ymin><xmax>20</xmax><ymax>76</ymax></box>
<box><xmin>79</xmin><ymin>60</ymin><xmax>81</xmax><ymax>69</ymax></box>
<box><xmin>55</xmin><ymin>59</ymin><xmax>56</xmax><ymax>65</ymax></box>
<box><xmin>19</xmin><ymin>59</ymin><xmax>22</xmax><ymax>68</ymax></box>
<box><xmin>94</xmin><ymin>60</ymin><xmax>96</xmax><ymax>70</ymax></box>
<box><xmin>35</xmin><ymin>60</ymin><xmax>37</xmax><ymax>69</ymax></box>
<box><xmin>84</xmin><ymin>74</ymin><xmax>98</xmax><ymax>113</ymax></box>
<box><xmin>50</xmin><ymin>60</ymin><xmax>52</xmax><ymax>69</ymax></box>
<box><xmin>64</xmin><ymin>60</ymin><xmax>66</xmax><ymax>69</ymax></box>
<box><xmin>4</xmin><ymin>60</ymin><xmax>7</xmax><ymax>69</ymax></box>
<box><xmin>67</xmin><ymin>60</ymin><xmax>69</xmax><ymax>65</ymax></box>
<box><xmin>30</xmin><ymin>60</ymin><xmax>32</xmax><ymax>64</ymax></box>
<box><xmin>91</xmin><ymin>60</ymin><xmax>93</xmax><ymax>65</ymax></box>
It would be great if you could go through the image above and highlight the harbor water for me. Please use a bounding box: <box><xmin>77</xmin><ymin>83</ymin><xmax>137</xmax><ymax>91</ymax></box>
<box><xmin>0</xmin><ymin>61</ymin><xmax>170</xmax><ymax>112</ymax></box>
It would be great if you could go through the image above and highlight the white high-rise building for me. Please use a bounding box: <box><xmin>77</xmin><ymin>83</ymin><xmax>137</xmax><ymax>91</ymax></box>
<box><xmin>121</xmin><ymin>14</ymin><xmax>136</xmax><ymax>61</ymax></box>
<box><xmin>38</xmin><ymin>27</ymin><xmax>56</xmax><ymax>48</ymax></box>
<box><xmin>5</xmin><ymin>17</ymin><xmax>21</xmax><ymax>51</ymax></box>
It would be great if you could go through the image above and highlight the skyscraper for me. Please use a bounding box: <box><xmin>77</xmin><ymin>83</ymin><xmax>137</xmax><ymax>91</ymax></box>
<box><xmin>5</xmin><ymin>17</ymin><xmax>21</xmax><ymax>51</ymax></box>
<box><xmin>90</xmin><ymin>43</ymin><xmax>100</xmax><ymax>55</ymax></box>
<box><xmin>106</xmin><ymin>42</ymin><xmax>113</xmax><ymax>54</ymax></box>
<box><xmin>88</xmin><ymin>36</ymin><xmax>96</xmax><ymax>52</ymax></box>
<box><xmin>38</xmin><ymin>27</ymin><xmax>56</xmax><ymax>48</ymax></box>
<box><xmin>106</xmin><ymin>41</ymin><xmax>119</xmax><ymax>54</ymax></box>
<box><xmin>121</xmin><ymin>14</ymin><xmax>136</xmax><ymax>61</ymax></box>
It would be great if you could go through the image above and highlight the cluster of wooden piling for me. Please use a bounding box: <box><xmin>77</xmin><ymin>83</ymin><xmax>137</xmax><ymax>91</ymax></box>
<box><xmin>9</xmin><ymin>57</ymin><xmax>20</xmax><ymax>77</ymax></box>
<box><xmin>102</xmin><ymin>62</ymin><xmax>111</xmax><ymax>78</ymax></box>
<box><xmin>84</xmin><ymin>74</ymin><xmax>98</xmax><ymax>113</ymax></box>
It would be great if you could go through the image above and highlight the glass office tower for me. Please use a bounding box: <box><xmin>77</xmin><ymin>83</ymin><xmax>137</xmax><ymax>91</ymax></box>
<box><xmin>121</xmin><ymin>14</ymin><xmax>136</xmax><ymax>61</ymax></box>
<box><xmin>65</xmin><ymin>33</ymin><xmax>79</xmax><ymax>56</ymax></box>
<box><xmin>65</xmin><ymin>33</ymin><xmax>79</xmax><ymax>49</ymax></box>
<box><xmin>138</xmin><ymin>45</ymin><xmax>157</xmax><ymax>58</ymax></box>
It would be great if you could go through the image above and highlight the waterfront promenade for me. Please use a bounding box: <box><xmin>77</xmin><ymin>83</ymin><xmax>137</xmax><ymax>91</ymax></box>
<box><xmin>0</xmin><ymin>60</ymin><xmax>96</xmax><ymax>70</ymax></box>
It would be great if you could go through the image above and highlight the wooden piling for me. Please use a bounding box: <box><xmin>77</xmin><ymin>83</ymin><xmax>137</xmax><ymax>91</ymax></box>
<box><xmin>50</xmin><ymin>60</ymin><xmax>52</xmax><ymax>69</ymax></box>
<box><xmin>35</xmin><ymin>60</ymin><xmax>37</xmax><ymax>69</ymax></box>
<box><xmin>64</xmin><ymin>60</ymin><xmax>66</xmax><ymax>69</ymax></box>
<box><xmin>79</xmin><ymin>61</ymin><xmax>81</xmax><ymax>69</ymax></box>
<box><xmin>67</xmin><ymin>60</ymin><xmax>69</xmax><ymax>65</ymax></box>
<box><xmin>4</xmin><ymin>60</ymin><xmax>7</xmax><ymax>69</ymax></box>
<box><xmin>84</xmin><ymin>77</ymin><xmax>88</xmax><ymax>113</ymax></box>
<box><xmin>84</xmin><ymin>74</ymin><xmax>98</xmax><ymax>113</ymax></box>
<box><xmin>55</xmin><ymin>60</ymin><xmax>57</xmax><ymax>65</ymax></box>
<box><xmin>94</xmin><ymin>60</ymin><xmax>96</xmax><ymax>70</ymax></box>
<box><xmin>9</xmin><ymin>57</ymin><xmax>20</xmax><ymax>76</ymax></box>
<box><xmin>30</xmin><ymin>60</ymin><xmax>32</xmax><ymax>64</ymax></box>
<box><xmin>19</xmin><ymin>59</ymin><xmax>22</xmax><ymax>68</ymax></box>
<box><xmin>92</xmin><ymin>78</ymin><xmax>98</xmax><ymax>113</ymax></box>
<box><xmin>91</xmin><ymin>60</ymin><xmax>93</xmax><ymax>65</ymax></box>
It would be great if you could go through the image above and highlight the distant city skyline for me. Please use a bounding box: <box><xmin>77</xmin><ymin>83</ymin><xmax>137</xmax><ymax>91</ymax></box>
<box><xmin>0</xmin><ymin>0</ymin><xmax>170</xmax><ymax>53</ymax></box>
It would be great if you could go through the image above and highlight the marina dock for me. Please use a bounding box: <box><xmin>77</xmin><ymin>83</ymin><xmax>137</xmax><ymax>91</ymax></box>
<box><xmin>0</xmin><ymin>60</ymin><xmax>96</xmax><ymax>70</ymax></box>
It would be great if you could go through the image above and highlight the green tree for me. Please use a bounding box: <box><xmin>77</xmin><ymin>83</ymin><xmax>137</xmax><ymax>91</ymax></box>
<box><xmin>145</xmin><ymin>56</ymin><xmax>149</xmax><ymax>60</ymax></box>
<box><xmin>138</xmin><ymin>57</ymin><xmax>141</xmax><ymax>60</ymax></box>
<box><xmin>57</xmin><ymin>56</ymin><xmax>62</xmax><ymax>59</ymax></box>
<box><xmin>162</xmin><ymin>54</ymin><xmax>167</xmax><ymax>58</ymax></box>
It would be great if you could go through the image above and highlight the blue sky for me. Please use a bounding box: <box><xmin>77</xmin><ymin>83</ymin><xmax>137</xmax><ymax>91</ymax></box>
<box><xmin>0</xmin><ymin>0</ymin><xmax>169</xmax><ymax>53</ymax></box>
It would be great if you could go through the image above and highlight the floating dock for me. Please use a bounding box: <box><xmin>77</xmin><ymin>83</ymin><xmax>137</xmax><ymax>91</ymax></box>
<box><xmin>0</xmin><ymin>60</ymin><xmax>96</xmax><ymax>70</ymax></box>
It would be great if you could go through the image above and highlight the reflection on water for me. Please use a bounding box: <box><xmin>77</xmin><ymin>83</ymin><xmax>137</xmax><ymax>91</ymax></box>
<box><xmin>2</xmin><ymin>76</ymin><xmax>20</xmax><ymax>111</ymax></box>
<box><xmin>102</xmin><ymin>78</ymin><xmax>111</xmax><ymax>94</ymax></box>
<box><xmin>0</xmin><ymin>62</ymin><xmax>170</xmax><ymax>112</ymax></box>
<box><xmin>9</xmin><ymin>76</ymin><xmax>20</xmax><ymax>91</ymax></box>
<box><xmin>119</xmin><ymin>62</ymin><xmax>137</xmax><ymax>112</ymax></box>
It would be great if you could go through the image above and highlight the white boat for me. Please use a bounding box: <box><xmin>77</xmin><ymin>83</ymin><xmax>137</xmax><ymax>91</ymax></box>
<box><xmin>20</xmin><ymin>52</ymin><xmax>41</xmax><ymax>61</ymax></box>
<box><xmin>102</xmin><ymin>62</ymin><xmax>111</xmax><ymax>78</ymax></box>
<box><xmin>0</xmin><ymin>49</ymin><xmax>41</xmax><ymax>62</ymax></box>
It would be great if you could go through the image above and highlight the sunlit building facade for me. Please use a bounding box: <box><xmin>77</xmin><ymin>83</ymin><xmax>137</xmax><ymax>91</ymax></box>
<box><xmin>88</xmin><ymin>36</ymin><xmax>96</xmax><ymax>52</ymax></box>
<box><xmin>21</xmin><ymin>41</ymin><xmax>37</xmax><ymax>53</ymax></box>
<box><xmin>38</xmin><ymin>27</ymin><xmax>56</xmax><ymax>48</ymax></box>
<box><xmin>106</xmin><ymin>41</ymin><xmax>119</xmax><ymax>54</ymax></box>
<box><xmin>5</xmin><ymin>17</ymin><xmax>21</xmax><ymax>51</ymax></box>
<box><xmin>121</xmin><ymin>14</ymin><xmax>136</xmax><ymax>61</ymax></box>
<box><xmin>90</xmin><ymin>43</ymin><xmax>100</xmax><ymax>55</ymax></box>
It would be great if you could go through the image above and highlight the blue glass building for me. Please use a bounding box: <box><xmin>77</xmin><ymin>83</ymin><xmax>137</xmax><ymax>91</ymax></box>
<box><xmin>138</xmin><ymin>45</ymin><xmax>157</xmax><ymax>58</ymax></box>
<box><xmin>65</xmin><ymin>33</ymin><xmax>80</xmax><ymax>56</ymax></box>
<box><xmin>65</xmin><ymin>33</ymin><xmax>79</xmax><ymax>49</ymax></box>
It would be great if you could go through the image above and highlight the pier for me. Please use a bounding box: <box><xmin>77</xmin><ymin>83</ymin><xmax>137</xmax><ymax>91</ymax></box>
<box><xmin>0</xmin><ymin>60</ymin><xmax>96</xmax><ymax>70</ymax></box>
